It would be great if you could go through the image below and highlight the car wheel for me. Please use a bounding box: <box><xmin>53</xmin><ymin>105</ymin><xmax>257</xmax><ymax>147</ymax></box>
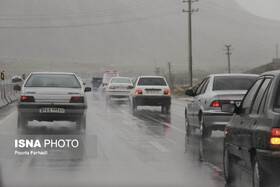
<box><xmin>17</xmin><ymin>113</ymin><xmax>28</xmax><ymax>130</ymax></box>
<box><xmin>132</xmin><ymin>102</ymin><xmax>137</xmax><ymax>111</ymax></box>
<box><xmin>76</xmin><ymin>116</ymin><xmax>86</xmax><ymax>132</ymax></box>
<box><xmin>223</xmin><ymin>144</ymin><xmax>235</xmax><ymax>183</ymax></box>
<box><xmin>252</xmin><ymin>156</ymin><xmax>270</xmax><ymax>187</ymax></box>
<box><xmin>199</xmin><ymin>115</ymin><xmax>212</xmax><ymax>138</ymax></box>
<box><xmin>185</xmin><ymin>117</ymin><xmax>194</xmax><ymax>136</ymax></box>
<box><xmin>165</xmin><ymin>105</ymin><xmax>171</xmax><ymax>114</ymax></box>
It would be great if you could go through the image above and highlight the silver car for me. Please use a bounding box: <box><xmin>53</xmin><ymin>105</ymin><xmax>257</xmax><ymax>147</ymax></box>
<box><xmin>185</xmin><ymin>74</ymin><xmax>258</xmax><ymax>137</ymax></box>
<box><xmin>13</xmin><ymin>72</ymin><xmax>91</xmax><ymax>131</ymax></box>
<box><xmin>105</xmin><ymin>77</ymin><xmax>133</xmax><ymax>102</ymax></box>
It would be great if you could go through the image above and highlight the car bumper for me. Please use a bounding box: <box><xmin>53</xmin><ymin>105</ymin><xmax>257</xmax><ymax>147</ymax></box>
<box><xmin>18</xmin><ymin>104</ymin><xmax>87</xmax><ymax>121</ymax></box>
<box><xmin>106</xmin><ymin>91</ymin><xmax>131</xmax><ymax>98</ymax></box>
<box><xmin>203</xmin><ymin>111</ymin><xmax>233</xmax><ymax>130</ymax></box>
<box><xmin>257</xmin><ymin>149</ymin><xmax>280</xmax><ymax>175</ymax></box>
<box><xmin>133</xmin><ymin>95</ymin><xmax>171</xmax><ymax>106</ymax></box>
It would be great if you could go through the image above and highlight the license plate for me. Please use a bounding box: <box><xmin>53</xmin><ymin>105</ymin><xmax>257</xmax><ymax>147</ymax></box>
<box><xmin>39</xmin><ymin>108</ymin><xmax>65</xmax><ymax>113</ymax></box>
<box><xmin>146</xmin><ymin>90</ymin><xmax>160</xmax><ymax>94</ymax></box>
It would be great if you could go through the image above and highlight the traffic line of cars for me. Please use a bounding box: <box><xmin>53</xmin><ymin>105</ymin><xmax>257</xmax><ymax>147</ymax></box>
<box><xmin>102</xmin><ymin>74</ymin><xmax>172</xmax><ymax>113</ymax></box>
<box><xmin>185</xmin><ymin>71</ymin><xmax>280</xmax><ymax>187</ymax></box>
<box><xmin>14</xmin><ymin>71</ymin><xmax>172</xmax><ymax>133</ymax></box>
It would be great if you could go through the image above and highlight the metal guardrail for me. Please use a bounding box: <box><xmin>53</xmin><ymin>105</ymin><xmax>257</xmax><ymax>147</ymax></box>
<box><xmin>0</xmin><ymin>83</ymin><xmax>19</xmax><ymax>108</ymax></box>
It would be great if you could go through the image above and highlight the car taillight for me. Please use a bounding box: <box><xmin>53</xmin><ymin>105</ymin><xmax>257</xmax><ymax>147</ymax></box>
<box><xmin>210</xmin><ymin>100</ymin><xmax>230</xmax><ymax>107</ymax></box>
<box><xmin>164</xmin><ymin>90</ymin><xmax>171</xmax><ymax>95</ymax></box>
<box><xmin>270</xmin><ymin>128</ymin><xmax>280</xmax><ymax>145</ymax></box>
<box><xmin>135</xmin><ymin>90</ymin><xmax>143</xmax><ymax>95</ymax></box>
<box><xmin>70</xmin><ymin>97</ymin><xmax>84</xmax><ymax>103</ymax></box>
<box><xmin>21</xmin><ymin>96</ymin><xmax>35</xmax><ymax>102</ymax></box>
<box><xmin>109</xmin><ymin>86</ymin><xmax>116</xmax><ymax>89</ymax></box>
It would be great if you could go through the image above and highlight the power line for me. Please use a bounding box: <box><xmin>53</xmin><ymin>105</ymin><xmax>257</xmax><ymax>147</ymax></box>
<box><xmin>0</xmin><ymin>11</ymin><xmax>180</xmax><ymax>29</ymax></box>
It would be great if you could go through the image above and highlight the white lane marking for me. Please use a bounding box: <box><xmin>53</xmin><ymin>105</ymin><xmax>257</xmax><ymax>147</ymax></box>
<box><xmin>164</xmin><ymin>123</ymin><xmax>186</xmax><ymax>134</ymax></box>
<box><xmin>0</xmin><ymin>110</ymin><xmax>16</xmax><ymax>124</ymax></box>
<box><xmin>149</xmin><ymin>141</ymin><xmax>169</xmax><ymax>152</ymax></box>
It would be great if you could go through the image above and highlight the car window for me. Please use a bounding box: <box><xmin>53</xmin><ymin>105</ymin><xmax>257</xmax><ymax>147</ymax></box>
<box><xmin>251</xmin><ymin>79</ymin><xmax>271</xmax><ymax>114</ymax></box>
<box><xmin>241</xmin><ymin>79</ymin><xmax>263</xmax><ymax>114</ymax></box>
<box><xmin>213</xmin><ymin>76</ymin><xmax>256</xmax><ymax>91</ymax></box>
<box><xmin>195</xmin><ymin>78</ymin><xmax>207</xmax><ymax>95</ymax></box>
<box><xmin>201</xmin><ymin>78</ymin><xmax>210</xmax><ymax>94</ymax></box>
<box><xmin>137</xmin><ymin>77</ymin><xmax>167</xmax><ymax>86</ymax></box>
<box><xmin>111</xmin><ymin>78</ymin><xmax>131</xmax><ymax>84</ymax></box>
<box><xmin>258</xmin><ymin>84</ymin><xmax>270</xmax><ymax>115</ymax></box>
<box><xmin>25</xmin><ymin>74</ymin><xmax>81</xmax><ymax>88</ymax></box>
<box><xmin>273</xmin><ymin>80</ymin><xmax>280</xmax><ymax>112</ymax></box>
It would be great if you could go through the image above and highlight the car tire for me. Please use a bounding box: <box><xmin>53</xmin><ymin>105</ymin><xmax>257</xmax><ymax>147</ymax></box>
<box><xmin>132</xmin><ymin>101</ymin><xmax>137</xmax><ymax>111</ymax></box>
<box><xmin>223</xmin><ymin>144</ymin><xmax>235</xmax><ymax>183</ymax></box>
<box><xmin>165</xmin><ymin>105</ymin><xmax>171</xmax><ymax>114</ymax></box>
<box><xmin>185</xmin><ymin>117</ymin><xmax>194</xmax><ymax>136</ymax></box>
<box><xmin>76</xmin><ymin>116</ymin><xmax>86</xmax><ymax>132</ymax></box>
<box><xmin>252</xmin><ymin>155</ymin><xmax>270</xmax><ymax>187</ymax></box>
<box><xmin>17</xmin><ymin>113</ymin><xmax>28</xmax><ymax>130</ymax></box>
<box><xmin>199</xmin><ymin>115</ymin><xmax>212</xmax><ymax>138</ymax></box>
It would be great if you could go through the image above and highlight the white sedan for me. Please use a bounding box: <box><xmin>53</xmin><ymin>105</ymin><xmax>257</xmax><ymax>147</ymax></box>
<box><xmin>105</xmin><ymin>77</ymin><xmax>133</xmax><ymax>102</ymax></box>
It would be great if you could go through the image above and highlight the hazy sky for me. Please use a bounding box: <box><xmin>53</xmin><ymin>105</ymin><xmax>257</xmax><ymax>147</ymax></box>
<box><xmin>0</xmin><ymin>0</ymin><xmax>280</xmax><ymax>75</ymax></box>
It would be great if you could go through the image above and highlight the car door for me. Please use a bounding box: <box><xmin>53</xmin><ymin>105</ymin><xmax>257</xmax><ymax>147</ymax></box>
<box><xmin>241</xmin><ymin>78</ymin><xmax>272</xmax><ymax>169</ymax></box>
<box><xmin>192</xmin><ymin>78</ymin><xmax>209</xmax><ymax>125</ymax></box>
<box><xmin>227</xmin><ymin>78</ymin><xmax>263</xmax><ymax>166</ymax></box>
<box><xmin>186</xmin><ymin>78</ymin><xmax>207</xmax><ymax>125</ymax></box>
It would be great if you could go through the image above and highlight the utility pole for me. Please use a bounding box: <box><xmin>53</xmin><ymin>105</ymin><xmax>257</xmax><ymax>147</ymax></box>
<box><xmin>276</xmin><ymin>43</ymin><xmax>279</xmax><ymax>58</ymax></box>
<box><xmin>183</xmin><ymin>0</ymin><xmax>198</xmax><ymax>87</ymax></box>
<box><xmin>168</xmin><ymin>62</ymin><xmax>173</xmax><ymax>88</ymax></box>
<box><xmin>225</xmin><ymin>45</ymin><xmax>232</xmax><ymax>74</ymax></box>
<box><xmin>155</xmin><ymin>66</ymin><xmax>160</xmax><ymax>76</ymax></box>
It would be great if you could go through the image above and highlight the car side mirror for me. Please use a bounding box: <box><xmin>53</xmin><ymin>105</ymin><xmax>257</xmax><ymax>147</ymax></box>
<box><xmin>84</xmin><ymin>87</ymin><xmax>91</xmax><ymax>92</ymax></box>
<box><xmin>221</xmin><ymin>104</ymin><xmax>237</xmax><ymax>113</ymax></box>
<box><xmin>13</xmin><ymin>85</ymin><xmax>21</xmax><ymax>91</ymax></box>
<box><xmin>185</xmin><ymin>89</ymin><xmax>194</xmax><ymax>96</ymax></box>
<box><xmin>83</xmin><ymin>83</ymin><xmax>86</xmax><ymax>85</ymax></box>
<box><xmin>127</xmin><ymin>85</ymin><xmax>134</xmax><ymax>89</ymax></box>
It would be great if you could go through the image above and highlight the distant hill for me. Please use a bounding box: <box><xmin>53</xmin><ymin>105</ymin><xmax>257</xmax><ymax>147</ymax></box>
<box><xmin>244</xmin><ymin>58</ymin><xmax>280</xmax><ymax>74</ymax></box>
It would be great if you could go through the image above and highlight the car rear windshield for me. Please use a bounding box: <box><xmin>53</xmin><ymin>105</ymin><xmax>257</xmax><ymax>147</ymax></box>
<box><xmin>103</xmin><ymin>73</ymin><xmax>119</xmax><ymax>83</ymax></box>
<box><xmin>213</xmin><ymin>76</ymin><xmax>256</xmax><ymax>91</ymax></box>
<box><xmin>137</xmin><ymin>77</ymin><xmax>167</xmax><ymax>86</ymax></box>
<box><xmin>25</xmin><ymin>74</ymin><xmax>81</xmax><ymax>88</ymax></box>
<box><xmin>111</xmin><ymin>78</ymin><xmax>131</xmax><ymax>84</ymax></box>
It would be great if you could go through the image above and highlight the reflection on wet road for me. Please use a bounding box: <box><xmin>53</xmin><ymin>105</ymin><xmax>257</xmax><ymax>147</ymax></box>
<box><xmin>0</xmin><ymin>92</ymin><xmax>229</xmax><ymax>186</ymax></box>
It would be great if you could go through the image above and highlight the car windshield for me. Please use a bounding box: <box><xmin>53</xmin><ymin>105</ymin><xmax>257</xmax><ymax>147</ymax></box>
<box><xmin>137</xmin><ymin>77</ymin><xmax>167</xmax><ymax>86</ymax></box>
<box><xmin>111</xmin><ymin>78</ymin><xmax>131</xmax><ymax>84</ymax></box>
<box><xmin>25</xmin><ymin>74</ymin><xmax>81</xmax><ymax>88</ymax></box>
<box><xmin>213</xmin><ymin>76</ymin><xmax>256</xmax><ymax>91</ymax></box>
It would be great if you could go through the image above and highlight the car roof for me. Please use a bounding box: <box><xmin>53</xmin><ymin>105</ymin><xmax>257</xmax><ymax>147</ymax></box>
<box><xmin>30</xmin><ymin>72</ymin><xmax>76</xmax><ymax>75</ymax></box>
<box><xmin>138</xmin><ymin>76</ymin><xmax>165</xmax><ymax>78</ymax></box>
<box><xmin>209</xmin><ymin>73</ymin><xmax>258</xmax><ymax>77</ymax></box>
<box><xmin>111</xmin><ymin>77</ymin><xmax>131</xmax><ymax>79</ymax></box>
<box><xmin>260</xmin><ymin>70</ymin><xmax>280</xmax><ymax>77</ymax></box>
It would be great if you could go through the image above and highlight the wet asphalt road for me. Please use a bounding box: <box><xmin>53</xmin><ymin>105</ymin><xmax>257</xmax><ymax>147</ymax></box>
<box><xmin>0</xmin><ymin>91</ymin><xmax>231</xmax><ymax>187</ymax></box>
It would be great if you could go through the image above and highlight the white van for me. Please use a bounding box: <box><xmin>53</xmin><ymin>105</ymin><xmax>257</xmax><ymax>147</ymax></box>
<box><xmin>101</xmin><ymin>71</ymin><xmax>119</xmax><ymax>93</ymax></box>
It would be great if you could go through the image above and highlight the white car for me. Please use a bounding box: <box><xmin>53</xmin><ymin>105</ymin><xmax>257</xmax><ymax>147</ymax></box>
<box><xmin>13</xmin><ymin>72</ymin><xmax>91</xmax><ymax>131</ymax></box>
<box><xmin>105</xmin><ymin>77</ymin><xmax>133</xmax><ymax>102</ymax></box>
<box><xmin>131</xmin><ymin>76</ymin><xmax>171</xmax><ymax>113</ymax></box>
